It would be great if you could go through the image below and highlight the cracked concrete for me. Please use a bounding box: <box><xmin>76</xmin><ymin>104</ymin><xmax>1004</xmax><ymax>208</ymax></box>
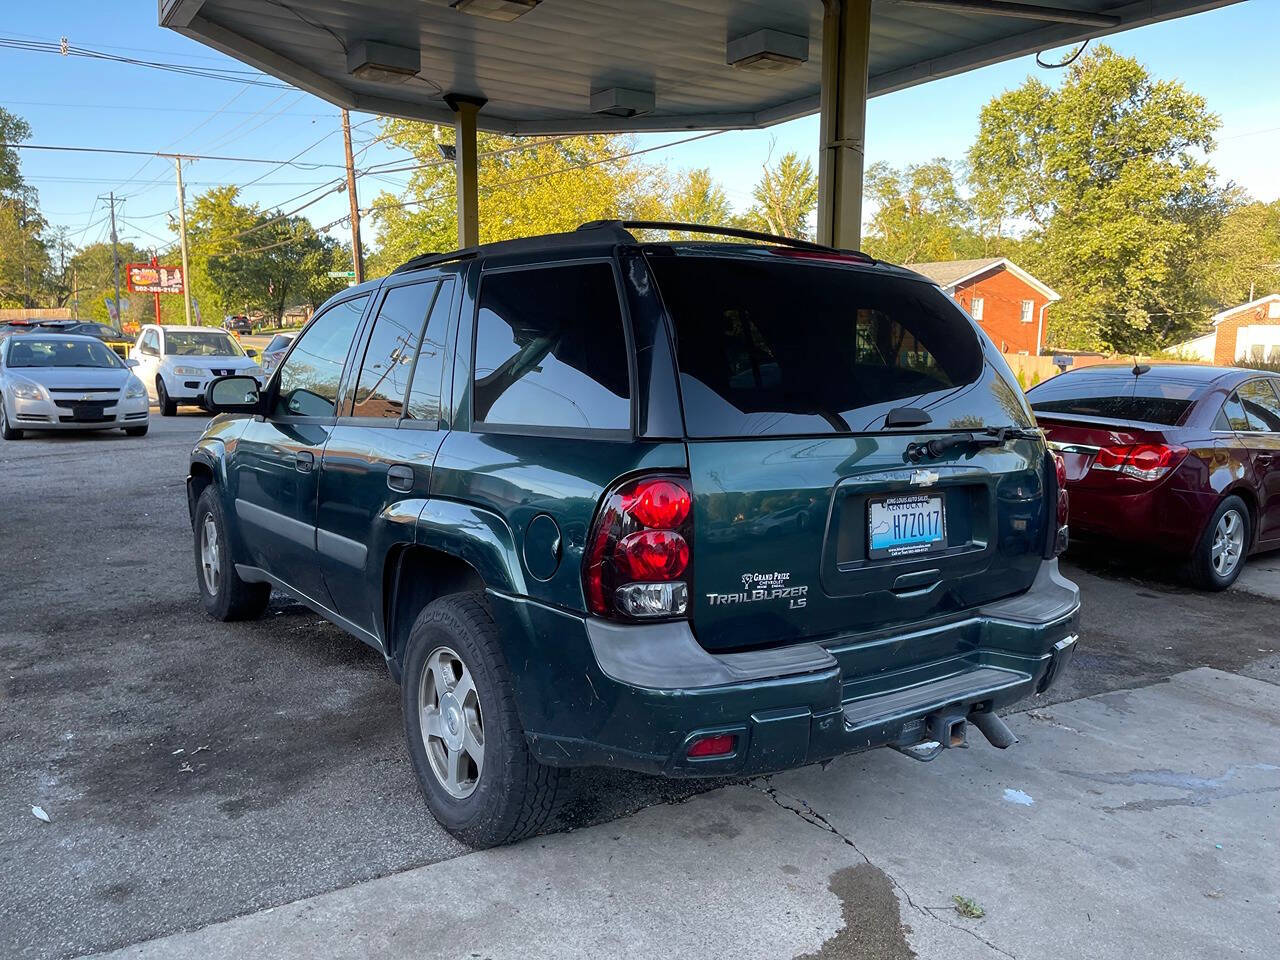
<box><xmin>82</xmin><ymin>668</ymin><xmax>1278</xmax><ymax>960</ymax></box>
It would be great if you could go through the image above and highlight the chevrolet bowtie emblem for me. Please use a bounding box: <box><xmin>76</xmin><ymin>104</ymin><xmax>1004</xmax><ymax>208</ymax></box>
<box><xmin>910</xmin><ymin>469</ymin><xmax>940</xmax><ymax>487</ymax></box>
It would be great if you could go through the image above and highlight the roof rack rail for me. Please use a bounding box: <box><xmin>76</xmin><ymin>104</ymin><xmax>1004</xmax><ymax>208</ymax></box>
<box><xmin>391</xmin><ymin>248</ymin><xmax>480</xmax><ymax>275</ymax></box>
<box><xmin>578</xmin><ymin>219</ymin><xmax>873</xmax><ymax>259</ymax></box>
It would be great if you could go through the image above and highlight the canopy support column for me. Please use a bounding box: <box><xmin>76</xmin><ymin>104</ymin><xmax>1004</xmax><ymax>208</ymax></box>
<box><xmin>446</xmin><ymin>94</ymin><xmax>486</xmax><ymax>249</ymax></box>
<box><xmin>816</xmin><ymin>0</ymin><xmax>871</xmax><ymax>249</ymax></box>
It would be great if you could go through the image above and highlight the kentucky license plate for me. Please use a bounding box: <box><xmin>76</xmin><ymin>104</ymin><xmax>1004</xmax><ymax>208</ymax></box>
<box><xmin>868</xmin><ymin>494</ymin><xmax>946</xmax><ymax>559</ymax></box>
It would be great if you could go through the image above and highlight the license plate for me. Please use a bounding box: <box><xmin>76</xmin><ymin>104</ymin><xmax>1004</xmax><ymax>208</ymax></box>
<box><xmin>72</xmin><ymin>404</ymin><xmax>105</xmax><ymax>421</ymax></box>
<box><xmin>868</xmin><ymin>494</ymin><xmax>946</xmax><ymax>559</ymax></box>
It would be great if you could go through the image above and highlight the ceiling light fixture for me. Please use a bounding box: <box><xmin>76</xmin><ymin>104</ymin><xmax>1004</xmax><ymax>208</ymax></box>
<box><xmin>450</xmin><ymin>0</ymin><xmax>540</xmax><ymax>21</ymax></box>
<box><xmin>590</xmin><ymin>87</ymin><xmax>655</xmax><ymax>118</ymax></box>
<box><xmin>726</xmin><ymin>29</ymin><xmax>808</xmax><ymax>71</ymax></box>
<box><xmin>346</xmin><ymin>40</ymin><xmax>421</xmax><ymax>83</ymax></box>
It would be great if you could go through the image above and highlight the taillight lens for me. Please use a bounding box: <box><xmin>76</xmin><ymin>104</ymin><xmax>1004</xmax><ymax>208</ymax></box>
<box><xmin>1090</xmin><ymin>443</ymin><xmax>1188</xmax><ymax>482</ymax></box>
<box><xmin>1053</xmin><ymin>451</ymin><xmax>1069</xmax><ymax>527</ymax></box>
<box><xmin>584</xmin><ymin>474</ymin><xmax>693</xmax><ymax>620</ymax></box>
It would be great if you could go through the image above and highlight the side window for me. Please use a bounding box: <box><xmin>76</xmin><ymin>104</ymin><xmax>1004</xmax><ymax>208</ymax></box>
<box><xmin>970</xmin><ymin>297</ymin><xmax>984</xmax><ymax>321</ymax></box>
<box><xmin>1217</xmin><ymin>392</ymin><xmax>1250</xmax><ymax>432</ymax></box>
<box><xmin>1020</xmin><ymin>300</ymin><xmax>1034</xmax><ymax>323</ymax></box>
<box><xmin>351</xmin><ymin>282</ymin><xmax>437</xmax><ymax>419</ymax></box>
<box><xmin>1238</xmin><ymin>379</ymin><xmax>1280</xmax><ymax>432</ymax></box>
<box><xmin>140</xmin><ymin>330</ymin><xmax>159</xmax><ymax>355</ymax></box>
<box><xmin>405</xmin><ymin>279</ymin><xmax>454</xmax><ymax>423</ymax></box>
<box><xmin>274</xmin><ymin>296</ymin><xmax>368</xmax><ymax>418</ymax></box>
<box><xmin>472</xmin><ymin>263</ymin><xmax>631</xmax><ymax>431</ymax></box>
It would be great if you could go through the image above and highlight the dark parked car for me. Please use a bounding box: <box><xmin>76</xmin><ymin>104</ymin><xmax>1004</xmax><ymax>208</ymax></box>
<box><xmin>1027</xmin><ymin>363</ymin><xmax>1280</xmax><ymax>589</ymax></box>
<box><xmin>224</xmin><ymin>315</ymin><xmax>254</xmax><ymax>334</ymax></box>
<box><xmin>188</xmin><ymin>221</ymin><xmax>1080</xmax><ymax>847</ymax></box>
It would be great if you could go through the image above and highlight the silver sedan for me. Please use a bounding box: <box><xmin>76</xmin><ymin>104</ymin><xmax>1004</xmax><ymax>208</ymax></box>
<box><xmin>0</xmin><ymin>334</ymin><xmax>151</xmax><ymax>439</ymax></box>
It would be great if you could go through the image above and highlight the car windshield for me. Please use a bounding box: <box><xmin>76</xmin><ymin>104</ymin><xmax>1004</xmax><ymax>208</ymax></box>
<box><xmin>6</xmin><ymin>338</ymin><xmax>123</xmax><ymax>369</ymax></box>
<box><xmin>1027</xmin><ymin>371</ymin><xmax>1199</xmax><ymax>425</ymax></box>
<box><xmin>166</xmin><ymin>331</ymin><xmax>245</xmax><ymax>357</ymax></box>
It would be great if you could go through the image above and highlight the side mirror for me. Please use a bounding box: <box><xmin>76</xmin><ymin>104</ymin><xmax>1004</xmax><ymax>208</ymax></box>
<box><xmin>125</xmin><ymin>358</ymin><xmax>140</xmax><ymax>368</ymax></box>
<box><xmin>245</xmin><ymin>348</ymin><xmax>259</xmax><ymax>359</ymax></box>
<box><xmin>206</xmin><ymin>375</ymin><xmax>262</xmax><ymax>413</ymax></box>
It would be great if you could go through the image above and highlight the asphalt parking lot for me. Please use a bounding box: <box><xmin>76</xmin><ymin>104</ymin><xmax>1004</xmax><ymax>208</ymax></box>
<box><xmin>2</xmin><ymin>415</ymin><xmax>1278</xmax><ymax>960</ymax></box>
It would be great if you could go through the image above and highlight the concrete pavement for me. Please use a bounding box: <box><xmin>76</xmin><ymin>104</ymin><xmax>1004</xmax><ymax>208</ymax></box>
<box><xmin>86</xmin><ymin>668</ymin><xmax>1279</xmax><ymax>960</ymax></box>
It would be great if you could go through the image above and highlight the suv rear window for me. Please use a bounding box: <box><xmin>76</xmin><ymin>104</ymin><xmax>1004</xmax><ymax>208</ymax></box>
<box><xmin>1028</xmin><ymin>372</ymin><xmax>1198</xmax><ymax>425</ymax></box>
<box><xmin>648</xmin><ymin>253</ymin><xmax>990</xmax><ymax>437</ymax></box>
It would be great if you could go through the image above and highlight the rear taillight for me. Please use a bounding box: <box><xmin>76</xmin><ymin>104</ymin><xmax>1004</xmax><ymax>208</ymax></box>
<box><xmin>1091</xmin><ymin>443</ymin><xmax>1188</xmax><ymax>482</ymax></box>
<box><xmin>584</xmin><ymin>474</ymin><xmax>692</xmax><ymax>620</ymax></box>
<box><xmin>1053</xmin><ymin>451</ymin><xmax>1069</xmax><ymax>528</ymax></box>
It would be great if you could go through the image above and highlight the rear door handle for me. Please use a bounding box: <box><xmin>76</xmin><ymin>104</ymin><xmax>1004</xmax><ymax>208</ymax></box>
<box><xmin>387</xmin><ymin>464</ymin><xmax>414</xmax><ymax>492</ymax></box>
<box><xmin>294</xmin><ymin>450</ymin><xmax>314</xmax><ymax>473</ymax></box>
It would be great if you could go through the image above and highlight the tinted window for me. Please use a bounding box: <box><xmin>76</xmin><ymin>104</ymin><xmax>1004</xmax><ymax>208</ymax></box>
<box><xmin>472</xmin><ymin>263</ymin><xmax>630</xmax><ymax>430</ymax></box>
<box><xmin>165</xmin><ymin>331</ymin><xmax>244</xmax><ymax>357</ymax></box>
<box><xmin>1238</xmin><ymin>379</ymin><xmax>1280</xmax><ymax>432</ymax></box>
<box><xmin>274</xmin><ymin>296</ymin><xmax>367</xmax><ymax>418</ymax></box>
<box><xmin>406</xmin><ymin>280</ymin><xmax>454</xmax><ymax>423</ymax></box>
<box><xmin>351</xmin><ymin>283</ymin><xmax>437</xmax><ymax>419</ymax></box>
<box><xmin>1027</xmin><ymin>372</ymin><xmax>1198</xmax><ymax>426</ymax></box>
<box><xmin>141</xmin><ymin>330</ymin><xmax>159</xmax><ymax>353</ymax></box>
<box><xmin>648</xmin><ymin>253</ymin><xmax>988</xmax><ymax>436</ymax></box>
<box><xmin>1216</xmin><ymin>392</ymin><xmax>1251</xmax><ymax>432</ymax></box>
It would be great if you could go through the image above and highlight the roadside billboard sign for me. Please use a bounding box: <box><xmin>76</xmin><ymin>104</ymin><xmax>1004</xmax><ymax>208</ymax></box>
<box><xmin>126</xmin><ymin>263</ymin><xmax>185</xmax><ymax>295</ymax></box>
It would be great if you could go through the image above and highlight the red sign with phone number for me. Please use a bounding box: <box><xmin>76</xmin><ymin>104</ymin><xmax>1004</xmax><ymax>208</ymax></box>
<box><xmin>126</xmin><ymin>263</ymin><xmax>184</xmax><ymax>294</ymax></box>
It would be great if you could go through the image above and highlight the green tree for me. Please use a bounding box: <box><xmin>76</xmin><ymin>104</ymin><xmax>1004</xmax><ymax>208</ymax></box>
<box><xmin>367</xmin><ymin>123</ymin><xmax>664</xmax><ymax>275</ymax></box>
<box><xmin>68</xmin><ymin>240</ymin><xmax>152</xmax><ymax>325</ymax></box>
<box><xmin>743</xmin><ymin>151</ymin><xmax>818</xmax><ymax>239</ymax></box>
<box><xmin>863</xmin><ymin>159</ymin><xmax>995</xmax><ymax>263</ymax></box>
<box><xmin>666</xmin><ymin>168</ymin><xmax>733</xmax><ymax>226</ymax></box>
<box><xmin>969</xmin><ymin>46</ymin><xmax>1228</xmax><ymax>352</ymax></box>
<box><xmin>0</xmin><ymin>108</ymin><xmax>52</xmax><ymax>308</ymax></box>
<box><xmin>179</xmin><ymin>185</ymin><xmax>351</xmax><ymax>324</ymax></box>
<box><xmin>1202</xmin><ymin>198</ymin><xmax>1280</xmax><ymax>307</ymax></box>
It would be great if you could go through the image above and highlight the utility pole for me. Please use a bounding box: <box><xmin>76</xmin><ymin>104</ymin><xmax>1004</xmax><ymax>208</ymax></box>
<box><xmin>172</xmin><ymin>156</ymin><xmax>194</xmax><ymax>325</ymax></box>
<box><xmin>341</xmin><ymin>109</ymin><xmax>364</xmax><ymax>283</ymax></box>
<box><xmin>72</xmin><ymin>265</ymin><xmax>79</xmax><ymax>319</ymax></box>
<box><xmin>107</xmin><ymin>191</ymin><xmax>123</xmax><ymax>331</ymax></box>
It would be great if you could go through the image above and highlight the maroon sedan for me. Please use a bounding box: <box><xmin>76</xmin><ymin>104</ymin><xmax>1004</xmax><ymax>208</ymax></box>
<box><xmin>1026</xmin><ymin>364</ymin><xmax>1280</xmax><ymax>589</ymax></box>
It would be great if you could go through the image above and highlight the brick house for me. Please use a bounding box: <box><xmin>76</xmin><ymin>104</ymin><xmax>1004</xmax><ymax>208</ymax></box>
<box><xmin>1210</xmin><ymin>294</ymin><xmax>1280</xmax><ymax>365</ymax></box>
<box><xmin>906</xmin><ymin>258</ymin><xmax>1060</xmax><ymax>356</ymax></box>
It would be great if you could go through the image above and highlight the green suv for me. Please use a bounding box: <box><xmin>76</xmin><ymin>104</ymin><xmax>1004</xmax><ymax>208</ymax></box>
<box><xmin>188</xmin><ymin>222</ymin><xmax>1080</xmax><ymax>847</ymax></box>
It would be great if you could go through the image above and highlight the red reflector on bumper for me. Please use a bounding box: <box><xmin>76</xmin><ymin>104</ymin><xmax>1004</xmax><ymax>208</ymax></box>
<box><xmin>687</xmin><ymin>734</ymin><xmax>737</xmax><ymax>758</ymax></box>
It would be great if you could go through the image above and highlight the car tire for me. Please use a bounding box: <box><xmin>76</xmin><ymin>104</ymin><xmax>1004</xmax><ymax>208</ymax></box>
<box><xmin>0</xmin><ymin>400</ymin><xmax>22</xmax><ymax>441</ymax></box>
<box><xmin>1188</xmin><ymin>495</ymin><xmax>1250</xmax><ymax>591</ymax></box>
<box><xmin>401</xmin><ymin>592</ymin><xmax>568</xmax><ymax>848</ymax></box>
<box><xmin>157</xmin><ymin>377</ymin><xmax>178</xmax><ymax>417</ymax></box>
<box><xmin>193</xmin><ymin>486</ymin><xmax>271</xmax><ymax>620</ymax></box>
<box><xmin>124</xmin><ymin>425</ymin><xmax>149</xmax><ymax>437</ymax></box>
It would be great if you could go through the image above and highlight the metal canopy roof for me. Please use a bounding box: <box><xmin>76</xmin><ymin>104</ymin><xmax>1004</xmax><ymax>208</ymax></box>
<box><xmin>160</xmin><ymin>0</ymin><xmax>1241</xmax><ymax>133</ymax></box>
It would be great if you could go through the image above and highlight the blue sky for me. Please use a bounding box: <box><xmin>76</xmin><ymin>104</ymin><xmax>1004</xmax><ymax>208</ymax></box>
<box><xmin>5</xmin><ymin>0</ymin><xmax>1276</xmax><ymax>256</ymax></box>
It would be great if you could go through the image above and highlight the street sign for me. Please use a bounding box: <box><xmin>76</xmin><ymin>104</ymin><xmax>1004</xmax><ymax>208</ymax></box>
<box><xmin>327</xmin><ymin>270</ymin><xmax>357</xmax><ymax>278</ymax></box>
<box><xmin>126</xmin><ymin>263</ymin><xmax>184</xmax><ymax>294</ymax></box>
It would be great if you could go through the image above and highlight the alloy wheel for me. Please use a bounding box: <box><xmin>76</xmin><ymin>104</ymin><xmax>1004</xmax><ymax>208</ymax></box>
<box><xmin>1211</xmin><ymin>509</ymin><xmax>1245</xmax><ymax>578</ymax></box>
<box><xmin>419</xmin><ymin>646</ymin><xmax>485</xmax><ymax>799</ymax></box>
<box><xmin>199</xmin><ymin>514</ymin><xmax>221</xmax><ymax>595</ymax></box>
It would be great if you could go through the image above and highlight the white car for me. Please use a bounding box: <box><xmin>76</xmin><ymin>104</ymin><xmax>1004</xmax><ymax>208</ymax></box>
<box><xmin>130</xmin><ymin>325</ymin><xmax>263</xmax><ymax>416</ymax></box>
<box><xmin>0</xmin><ymin>333</ymin><xmax>150</xmax><ymax>439</ymax></box>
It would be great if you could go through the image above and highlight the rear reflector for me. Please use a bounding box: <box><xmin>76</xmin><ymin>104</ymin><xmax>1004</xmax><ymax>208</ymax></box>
<box><xmin>687</xmin><ymin>734</ymin><xmax>737</xmax><ymax>758</ymax></box>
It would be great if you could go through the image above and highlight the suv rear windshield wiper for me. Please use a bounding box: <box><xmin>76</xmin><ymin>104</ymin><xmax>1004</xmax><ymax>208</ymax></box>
<box><xmin>905</xmin><ymin>425</ymin><xmax>1041</xmax><ymax>463</ymax></box>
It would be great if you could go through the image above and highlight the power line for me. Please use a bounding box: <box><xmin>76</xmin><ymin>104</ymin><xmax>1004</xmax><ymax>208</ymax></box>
<box><xmin>0</xmin><ymin>141</ymin><xmax>347</xmax><ymax>168</ymax></box>
<box><xmin>0</xmin><ymin>36</ymin><xmax>292</xmax><ymax>87</ymax></box>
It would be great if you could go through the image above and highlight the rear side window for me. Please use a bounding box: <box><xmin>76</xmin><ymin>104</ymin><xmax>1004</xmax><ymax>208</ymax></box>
<box><xmin>275</xmin><ymin>296</ymin><xmax>368</xmax><ymax>418</ymax></box>
<box><xmin>1216</xmin><ymin>392</ymin><xmax>1251</xmax><ymax>432</ymax></box>
<box><xmin>1237</xmin><ymin>378</ymin><xmax>1280</xmax><ymax>432</ymax></box>
<box><xmin>405</xmin><ymin>279</ymin><xmax>454</xmax><ymax>423</ymax></box>
<box><xmin>1028</xmin><ymin>372</ymin><xmax>1198</xmax><ymax>426</ymax></box>
<box><xmin>647</xmin><ymin>253</ymin><xmax>987</xmax><ymax>437</ymax></box>
<box><xmin>351</xmin><ymin>282</ymin><xmax>437</xmax><ymax>419</ymax></box>
<box><xmin>472</xmin><ymin>263</ymin><xmax>631</xmax><ymax>431</ymax></box>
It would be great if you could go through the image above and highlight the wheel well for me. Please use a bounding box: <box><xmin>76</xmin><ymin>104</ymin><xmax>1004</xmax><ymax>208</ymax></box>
<box><xmin>1225</xmin><ymin>485</ymin><xmax>1260</xmax><ymax>545</ymax></box>
<box><xmin>188</xmin><ymin>462</ymin><xmax>215</xmax><ymax>525</ymax></box>
<box><xmin>384</xmin><ymin>546</ymin><xmax>486</xmax><ymax>677</ymax></box>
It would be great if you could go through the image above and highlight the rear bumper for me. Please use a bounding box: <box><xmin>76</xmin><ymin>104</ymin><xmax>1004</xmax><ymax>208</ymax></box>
<box><xmin>492</xmin><ymin>559</ymin><xmax>1080</xmax><ymax>777</ymax></box>
<box><xmin>1066</xmin><ymin>480</ymin><xmax>1217</xmax><ymax>555</ymax></box>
